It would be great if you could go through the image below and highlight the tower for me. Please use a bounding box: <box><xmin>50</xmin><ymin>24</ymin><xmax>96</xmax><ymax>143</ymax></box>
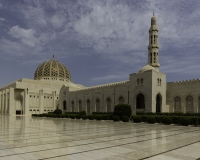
<box><xmin>148</xmin><ymin>13</ymin><xmax>160</xmax><ymax>71</ymax></box>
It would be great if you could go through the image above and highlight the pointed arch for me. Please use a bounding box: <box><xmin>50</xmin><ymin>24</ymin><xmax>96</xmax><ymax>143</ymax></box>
<box><xmin>186</xmin><ymin>95</ymin><xmax>193</xmax><ymax>113</ymax></box>
<box><xmin>63</xmin><ymin>100</ymin><xmax>66</xmax><ymax>110</ymax></box>
<box><xmin>96</xmin><ymin>98</ymin><xmax>100</xmax><ymax>112</ymax></box>
<box><xmin>174</xmin><ymin>96</ymin><xmax>181</xmax><ymax>112</ymax></box>
<box><xmin>106</xmin><ymin>97</ymin><xmax>112</xmax><ymax>112</ymax></box>
<box><xmin>156</xmin><ymin>93</ymin><xmax>162</xmax><ymax>113</ymax></box>
<box><xmin>198</xmin><ymin>96</ymin><xmax>200</xmax><ymax>113</ymax></box>
<box><xmin>87</xmin><ymin>99</ymin><xmax>90</xmax><ymax>114</ymax></box>
<box><xmin>78</xmin><ymin>100</ymin><xmax>82</xmax><ymax>112</ymax></box>
<box><xmin>118</xmin><ymin>96</ymin><xmax>125</xmax><ymax>104</ymax></box>
<box><xmin>136</xmin><ymin>93</ymin><xmax>145</xmax><ymax>109</ymax></box>
<box><xmin>71</xmin><ymin>101</ymin><xmax>74</xmax><ymax>112</ymax></box>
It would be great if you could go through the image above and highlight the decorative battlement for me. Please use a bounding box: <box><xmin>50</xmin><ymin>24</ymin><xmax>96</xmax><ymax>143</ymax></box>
<box><xmin>168</xmin><ymin>78</ymin><xmax>200</xmax><ymax>85</ymax></box>
<box><xmin>71</xmin><ymin>80</ymin><xmax>129</xmax><ymax>92</ymax></box>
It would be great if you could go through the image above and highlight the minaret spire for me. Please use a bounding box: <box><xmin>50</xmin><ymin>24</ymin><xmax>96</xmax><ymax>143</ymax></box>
<box><xmin>148</xmin><ymin>14</ymin><xmax>160</xmax><ymax>71</ymax></box>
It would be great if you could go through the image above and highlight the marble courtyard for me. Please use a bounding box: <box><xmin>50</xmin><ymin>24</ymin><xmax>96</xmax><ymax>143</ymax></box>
<box><xmin>0</xmin><ymin>115</ymin><xmax>200</xmax><ymax>160</ymax></box>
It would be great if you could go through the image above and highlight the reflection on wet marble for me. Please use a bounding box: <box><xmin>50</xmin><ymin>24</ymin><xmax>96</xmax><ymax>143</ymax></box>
<box><xmin>0</xmin><ymin>115</ymin><xmax>200</xmax><ymax>160</ymax></box>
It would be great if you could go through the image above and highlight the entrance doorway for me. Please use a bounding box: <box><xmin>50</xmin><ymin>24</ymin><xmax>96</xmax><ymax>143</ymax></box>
<box><xmin>156</xmin><ymin>94</ymin><xmax>162</xmax><ymax>113</ymax></box>
<box><xmin>63</xmin><ymin>101</ymin><xmax>66</xmax><ymax>110</ymax></box>
<box><xmin>15</xmin><ymin>94</ymin><xmax>23</xmax><ymax>115</ymax></box>
<box><xmin>136</xmin><ymin>93</ymin><xmax>145</xmax><ymax>109</ymax></box>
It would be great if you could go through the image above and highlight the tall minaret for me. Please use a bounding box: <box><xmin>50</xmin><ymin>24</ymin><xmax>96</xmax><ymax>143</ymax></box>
<box><xmin>148</xmin><ymin>13</ymin><xmax>160</xmax><ymax>71</ymax></box>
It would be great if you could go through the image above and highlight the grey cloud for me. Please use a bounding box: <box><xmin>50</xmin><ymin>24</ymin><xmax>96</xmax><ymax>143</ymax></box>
<box><xmin>9</xmin><ymin>26</ymin><xmax>38</xmax><ymax>47</ymax></box>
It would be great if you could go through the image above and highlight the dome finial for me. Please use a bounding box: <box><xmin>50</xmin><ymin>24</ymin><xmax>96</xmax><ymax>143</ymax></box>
<box><xmin>52</xmin><ymin>53</ymin><xmax>54</xmax><ymax>60</ymax></box>
<box><xmin>153</xmin><ymin>9</ymin><xmax>154</xmax><ymax>16</ymax></box>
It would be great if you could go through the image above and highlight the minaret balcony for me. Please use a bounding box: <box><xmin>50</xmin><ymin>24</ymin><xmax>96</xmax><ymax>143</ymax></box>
<box><xmin>148</xmin><ymin>45</ymin><xmax>159</xmax><ymax>49</ymax></box>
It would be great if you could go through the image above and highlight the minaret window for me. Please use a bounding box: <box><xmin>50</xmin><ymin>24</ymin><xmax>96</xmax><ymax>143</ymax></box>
<box><xmin>151</xmin><ymin>35</ymin><xmax>152</xmax><ymax>44</ymax></box>
<box><xmin>154</xmin><ymin>35</ymin><xmax>155</xmax><ymax>44</ymax></box>
<box><xmin>137</xmin><ymin>79</ymin><xmax>140</xmax><ymax>85</ymax></box>
<box><xmin>150</xmin><ymin>53</ymin><xmax>152</xmax><ymax>63</ymax></box>
<box><xmin>141</xmin><ymin>78</ymin><xmax>144</xmax><ymax>84</ymax></box>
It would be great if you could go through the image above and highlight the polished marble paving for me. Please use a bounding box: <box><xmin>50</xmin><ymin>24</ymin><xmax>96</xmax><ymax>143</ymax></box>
<box><xmin>0</xmin><ymin>115</ymin><xmax>200</xmax><ymax>160</ymax></box>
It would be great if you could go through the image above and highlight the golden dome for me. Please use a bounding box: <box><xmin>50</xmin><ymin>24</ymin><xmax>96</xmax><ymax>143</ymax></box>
<box><xmin>34</xmin><ymin>55</ymin><xmax>71</xmax><ymax>82</ymax></box>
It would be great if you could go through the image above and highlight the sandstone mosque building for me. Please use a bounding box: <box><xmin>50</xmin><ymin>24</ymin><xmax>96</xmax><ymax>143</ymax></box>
<box><xmin>0</xmin><ymin>14</ymin><xmax>199</xmax><ymax>115</ymax></box>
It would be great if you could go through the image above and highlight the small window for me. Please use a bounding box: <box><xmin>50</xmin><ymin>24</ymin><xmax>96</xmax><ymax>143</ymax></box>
<box><xmin>137</xmin><ymin>79</ymin><xmax>140</xmax><ymax>85</ymax></box>
<box><xmin>141</xmin><ymin>78</ymin><xmax>143</xmax><ymax>85</ymax></box>
<box><xmin>44</xmin><ymin>96</ymin><xmax>46</xmax><ymax>98</ymax></box>
<box><xmin>30</xmin><ymin>95</ymin><xmax>32</xmax><ymax>97</ymax></box>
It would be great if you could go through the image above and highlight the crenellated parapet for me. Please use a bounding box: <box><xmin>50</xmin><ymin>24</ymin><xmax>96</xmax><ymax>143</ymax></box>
<box><xmin>167</xmin><ymin>78</ymin><xmax>200</xmax><ymax>86</ymax></box>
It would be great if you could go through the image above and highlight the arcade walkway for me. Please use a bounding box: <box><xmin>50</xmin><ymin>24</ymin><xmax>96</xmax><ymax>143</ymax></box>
<box><xmin>0</xmin><ymin>115</ymin><xmax>200</xmax><ymax>160</ymax></box>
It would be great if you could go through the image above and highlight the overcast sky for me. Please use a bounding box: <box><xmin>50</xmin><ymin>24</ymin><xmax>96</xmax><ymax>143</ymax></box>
<box><xmin>0</xmin><ymin>0</ymin><xmax>200</xmax><ymax>87</ymax></box>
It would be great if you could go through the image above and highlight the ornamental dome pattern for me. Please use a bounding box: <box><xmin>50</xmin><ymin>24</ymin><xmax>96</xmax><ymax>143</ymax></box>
<box><xmin>34</xmin><ymin>56</ymin><xmax>71</xmax><ymax>82</ymax></box>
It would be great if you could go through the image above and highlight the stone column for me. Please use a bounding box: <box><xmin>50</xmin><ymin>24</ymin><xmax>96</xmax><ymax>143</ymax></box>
<box><xmin>84</xmin><ymin>95</ymin><xmax>86</xmax><ymax>113</ymax></box>
<box><xmin>193</xmin><ymin>100</ymin><xmax>197</xmax><ymax>113</ymax></box>
<box><xmin>5</xmin><ymin>89</ymin><xmax>9</xmax><ymax>115</ymax></box>
<box><xmin>24</xmin><ymin>88</ymin><xmax>30</xmax><ymax>115</ymax></box>
<box><xmin>182</xmin><ymin>101</ymin><xmax>185</xmax><ymax>113</ymax></box>
<box><xmin>39</xmin><ymin>90</ymin><xmax>44</xmax><ymax>114</ymax></box>
<box><xmin>172</xmin><ymin>104</ymin><xmax>174</xmax><ymax>113</ymax></box>
<box><xmin>0</xmin><ymin>91</ymin><xmax>2</xmax><ymax>114</ymax></box>
<box><xmin>53</xmin><ymin>91</ymin><xmax>56</xmax><ymax>111</ymax></box>
<box><xmin>9</xmin><ymin>88</ymin><xmax>15</xmax><ymax>115</ymax></box>
<box><xmin>2</xmin><ymin>90</ymin><xmax>5</xmax><ymax>114</ymax></box>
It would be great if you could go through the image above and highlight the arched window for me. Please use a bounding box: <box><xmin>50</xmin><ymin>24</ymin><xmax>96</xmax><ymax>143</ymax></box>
<box><xmin>87</xmin><ymin>99</ymin><xmax>90</xmax><ymax>114</ymax></box>
<box><xmin>107</xmin><ymin>98</ymin><xmax>111</xmax><ymax>112</ymax></box>
<box><xmin>79</xmin><ymin>100</ymin><xmax>82</xmax><ymax>112</ymax></box>
<box><xmin>186</xmin><ymin>95</ymin><xmax>193</xmax><ymax>113</ymax></box>
<box><xmin>137</xmin><ymin>79</ymin><xmax>140</xmax><ymax>85</ymax></box>
<box><xmin>160</xmin><ymin>79</ymin><xmax>161</xmax><ymax>85</ymax></box>
<box><xmin>198</xmin><ymin>96</ymin><xmax>200</xmax><ymax>113</ymax></box>
<box><xmin>157</xmin><ymin>78</ymin><xmax>159</xmax><ymax>85</ymax></box>
<box><xmin>141</xmin><ymin>78</ymin><xmax>143</xmax><ymax>85</ymax></box>
<box><xmin>71</xmin><ymin>101</ymin><xmax>74</xmax><ymax>112</ymax></box>
<box><xmin>156</xmin><ymin>94</ymin><xmax>162</xmax><ymax>113</ymax></box>
<box><xmin>174</xmin><ymin>96</ymin><xmax>181</xmax><ymax>112</ymax></box>
<box><xmin>136</xmin><ymin>93</ymin><xmax>145</xmax><ymax>109</ymax></box>
<box><xmin>150</xmin><ymin>53</ymin><xmax>152</xmax><ymax>63</ymax></box>
<box><xmin>119</xmin><ymin>96</ymin><xmax>125</xmax><ymax>104</ymax></box>
<box><xmin>96</xmin><ymin>99</ymin><xmax>100</xmax><ymax>112</ymax></box>
<box><xmin>63</xmin><ymin>100</ymin><xmax>66</xmax><ymax>110</ymax></box>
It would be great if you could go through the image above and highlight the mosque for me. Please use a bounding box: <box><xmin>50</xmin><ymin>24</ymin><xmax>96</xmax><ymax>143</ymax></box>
<box><xmin>0</xmin><ymin>15</ymin><xmax>199</xmax><ymax>115</ymax></box>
